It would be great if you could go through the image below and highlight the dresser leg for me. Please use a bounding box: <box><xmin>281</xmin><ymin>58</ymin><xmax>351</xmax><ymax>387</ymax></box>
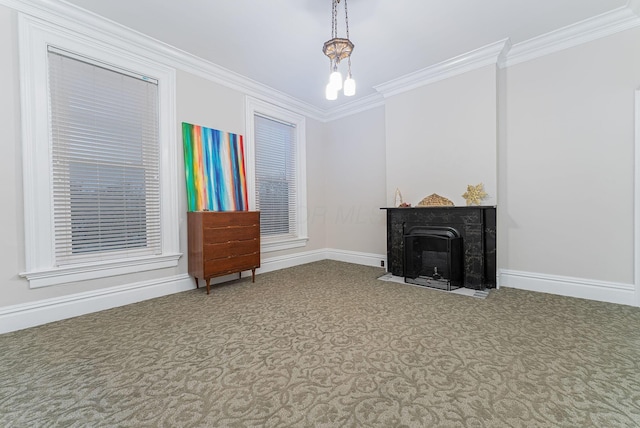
<box><xmin>194</xmin><ymin>277</ymin><xmax>199</xmax><ymax>289</ymax></box>
<box><xmin>206</xmin><ymin>278</ymin><xmax>211</xmax><ymax>295</ymax></box>
<box><xmin>251</xmin><ymin>269</ymin><xmax>256</xmax><ymax>283</ymax></box>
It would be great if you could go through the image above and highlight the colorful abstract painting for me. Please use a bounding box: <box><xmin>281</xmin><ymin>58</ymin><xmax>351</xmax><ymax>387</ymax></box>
<box><xmin>182</xmin><ymin>123</ymin><xmax>248</xmax><ymax>212</ymax></box>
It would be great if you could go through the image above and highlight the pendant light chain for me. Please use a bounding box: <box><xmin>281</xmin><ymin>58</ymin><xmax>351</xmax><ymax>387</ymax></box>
<box><xmin>343</xmin><ymin>0</ymin><xmax>352</xmax><ymax>81</ymax></box>
<box><xmin>344</xmin><ymin>0</ymin><xmax>350</xmax><ymax>40</ymax></box>
<box><xmin>332</xmin><ymin>0</ymin><xmax>338</xmax><ymax>39</ymax></box>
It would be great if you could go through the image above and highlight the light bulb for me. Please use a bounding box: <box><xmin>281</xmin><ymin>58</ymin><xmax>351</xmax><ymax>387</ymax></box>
<box><xmin>325</xmin><ymin>83</ymin><xmax>338</xmax><ymax>100</ymax></box>
<box><xmin>343</xmin><ymin>76</ymin><xmax>356</xmax><ymax>96</ymax></box>
<box><xmin>329</xmin><ymin>70</ymin><xmax>343</xmax><ymax>90</ymax></box>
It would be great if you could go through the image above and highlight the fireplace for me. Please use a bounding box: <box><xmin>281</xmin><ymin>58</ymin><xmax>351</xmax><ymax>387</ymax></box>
<box><xmin>382</xmin><ymin>206</ymin><xmax>496</xmax><ymax>290</ymax></box>
<box><xmin>404</xmin><ymin>226</ymin><xmax>463</xmax><ymax>290</ymax></box>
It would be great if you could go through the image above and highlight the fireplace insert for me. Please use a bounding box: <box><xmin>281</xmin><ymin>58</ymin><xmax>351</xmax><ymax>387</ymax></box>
<box><xmin>383</xmin><ymin>206</ymin><xmax>496</xmax><ymax>289</ymax></box>
<box><xmin>404</xmin><ymin>226</ymin><xmax>463</xmax><ymax>291</ymax></box>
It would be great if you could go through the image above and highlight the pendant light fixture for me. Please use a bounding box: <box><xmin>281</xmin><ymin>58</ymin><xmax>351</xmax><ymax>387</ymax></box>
<box><xmin>323</xmin><ymin>0</ymin><xmax>355</xmax><ymax>100</ymax></box>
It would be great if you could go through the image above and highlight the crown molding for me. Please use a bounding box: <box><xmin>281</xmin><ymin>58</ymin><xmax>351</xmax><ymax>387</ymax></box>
<box><xmin>171</xmin><ymin>49</ymin><xmax>326</xmax><ymax>122</ymax></box>
<box><xmin>0</xmin><ymin>0</ymin><xmax>382</xmax><ymax>123</ymax></box>
<box><xmin>322</xmin><ymin>92</ymin><xmax>386</xmax><ymax>122</ymax></box>
<box><xmin>3</xmin><ymin>0</ymin><xmax>640</xmax><ymax>123</ymax></box>
<box><xmin>504</xmin><ymin>5</ymin><xmax>640</xmax><ymax>67</ymax></box>
<box><xmin>374</xmin><ymin>39</ymin><xmax>511</xmax><ymax>99</ymax></box>
<box><xmin>0</xmin><ymin>0</ymin><xmax>327</xmax><ymax>121</ymax></box>
<box><xmin>320</xmin><ymin>2</ymin><xmax>640</xmax><ymax>117</ymax></box>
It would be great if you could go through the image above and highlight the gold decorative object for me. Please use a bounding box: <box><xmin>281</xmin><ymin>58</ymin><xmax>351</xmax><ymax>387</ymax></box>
<box><xmin>417</xmin><ymin>193</ymin><xmax>454</xmax><ymax>207</ymax></box>
<box><xmin>462</xmin><ymin>183</ymin><xmax>488</xmax><ymax>206</ymax></box>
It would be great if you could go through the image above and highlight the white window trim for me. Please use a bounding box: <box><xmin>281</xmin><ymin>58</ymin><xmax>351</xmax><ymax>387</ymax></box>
<box><xmin>245</xmin><ymin>96</ymin><xmax>308</xmax><ymax>252</ymax></box>
<box><xmin>18</xmin><ymin>14</ymin><xmax>181</xmax><ymax>288</ymax></box>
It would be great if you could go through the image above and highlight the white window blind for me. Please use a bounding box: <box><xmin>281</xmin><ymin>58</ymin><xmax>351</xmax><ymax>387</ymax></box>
<box><xmin>254</xmin><ymin>114</ymin><xmax>298</xmax><ymax>240</ymax></box>
<box><xmin>48</xmin><ymin>47</ymin><xmax>161</xmax><ymax>266</ymax></box>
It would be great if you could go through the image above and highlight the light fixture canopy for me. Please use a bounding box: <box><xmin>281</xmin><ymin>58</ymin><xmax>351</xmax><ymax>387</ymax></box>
<box><xmin>323</xmin><ymin>0</ymin><xmax>355</xmax><ymax>100</ymax></box>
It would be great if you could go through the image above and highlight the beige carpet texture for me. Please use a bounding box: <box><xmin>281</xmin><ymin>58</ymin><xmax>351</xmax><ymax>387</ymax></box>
<box><xmin>1</xmin><ymin>260</ymin><xmax>640</xmax><ymax>427</ymax></box>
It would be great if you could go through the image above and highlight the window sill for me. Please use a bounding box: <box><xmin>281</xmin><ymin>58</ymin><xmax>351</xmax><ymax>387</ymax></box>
<box><xmin>261</xmin><ymin>237</ymin><xmax>309</xmax><ymax>253</ymax></box>
<box><xmin>20</xmin><ymin>253</ymin><xmax>182</xmax><ymax>288</ymax></box>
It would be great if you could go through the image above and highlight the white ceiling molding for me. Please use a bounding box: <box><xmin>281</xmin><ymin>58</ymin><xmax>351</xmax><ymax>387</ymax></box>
<box><xmin>1</xmin><ymin>0</ymin><xmax>327</xmax><ymax>122</ymax></box>
<box><xmin>373</xmin><ymin>39</ymin><xmax>512</xmax><ymax>99</ymax></box>
<box><xmin>169</xmin><ymin>50</ymin><xmax>326</xmax><ymax>122</ymax></box>
<box><xmin>322</xmin><ymin>93</ymin><xmax>386</xmax><ymax>122</ymax></box>
<box><xmin>2</xmin><ymin>0</ymin><xmax>640</xmax><ymax>122</ymax></box>
<box><xmin>504</xmin><ymin>4</ymin><xmax>640</xmax><ymax>67</ymax></box>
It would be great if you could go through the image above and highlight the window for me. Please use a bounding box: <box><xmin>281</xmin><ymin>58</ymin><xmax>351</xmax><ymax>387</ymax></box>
<box><xmin>245</xmin><ymin>97</ymin><xmax>307</xmax><ymax>252</ymax></box>
<box><xmin>19</xmin><ymin>15</ymin><xmax>180</xmax><ymax>288</ymax></box>
<box><xmin>48</xmin><ymin>48</ymin><xmax>161</xmax><ymax>265</ymax></box>
<box><xmin>254</xmin><ymin>115</ymin><xmax>296</xmax><ymax>237</ymax></box>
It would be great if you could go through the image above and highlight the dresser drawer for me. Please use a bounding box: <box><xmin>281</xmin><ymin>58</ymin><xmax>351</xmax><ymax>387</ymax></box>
<box><xmin>202</xmin><ymin>211</ymin><xmax>259</xmax><ymax>228</ymax></box>
<box><xmin>204</xmin><ymin>239</ymin><xmax>259</xmax><ymax>260</ymax></box>
<box><xmin>204</xmin><ymin>226</ymin><xmax>259</xmax><ymax>243</ymax></box>
<box><xmin>204</xmin><ymin>252</ymin><xmax>260</xmax><ymax>275</ymax></box>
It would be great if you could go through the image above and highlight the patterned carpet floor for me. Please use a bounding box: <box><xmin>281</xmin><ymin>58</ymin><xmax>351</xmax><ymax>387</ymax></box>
<box><xmin>1</xmin><ymin>260</ymin><xmax>640</xmax><ymax>427</ymax></box>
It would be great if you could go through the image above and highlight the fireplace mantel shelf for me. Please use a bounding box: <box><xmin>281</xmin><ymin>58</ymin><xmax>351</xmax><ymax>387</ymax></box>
<box><xmin>381</xmin><ymin>206</ymin><xmax>497</xmax><ymax>210</ymax></box>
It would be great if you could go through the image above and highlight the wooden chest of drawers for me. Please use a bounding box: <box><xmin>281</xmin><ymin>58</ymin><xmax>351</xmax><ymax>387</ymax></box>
<box><xmin>187</xmin><ymin>211</ymin><xmax>260</xmax><ymax>294</ymax></box>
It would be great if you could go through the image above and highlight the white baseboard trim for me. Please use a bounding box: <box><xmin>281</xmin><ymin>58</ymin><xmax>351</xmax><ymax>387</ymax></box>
<box><xmin>325</xmin><ymin>249</ymin><xmax>386</xmax><ymax>268</ymax></box>
<box><xmin>0</xmin><ymin>248</ymin><xmax>384</xmax><ymax>334</ymax></box>
<box><xmin>499</xmin><ymin>269</ymin><xmax>637</xmax><ymax>307</ymax></box>
<box><xmin>255</xmin><ymin>248</ymin><xmax>386</xmax><ymax>274</ymax></box>
<box><xmin>4</xmin><ymin>253</ymin><xmax>636</xmax><ymax>334</ymax></box>
<box><xmin>257</xmin><ymin>249</ymin><xmax>328</xmax><ymax>274</ymax></box>
<box><xmin>0</xmin><ymin>274</ymin><xmax>194</xmax><ymax>334</ymax></box>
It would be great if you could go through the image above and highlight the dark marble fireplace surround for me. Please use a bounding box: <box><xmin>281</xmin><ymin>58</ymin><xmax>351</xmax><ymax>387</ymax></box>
<box><xmin>383</xmin><ymin>206</ymin><xmax>497</xmax><ymax>290</ymax></box>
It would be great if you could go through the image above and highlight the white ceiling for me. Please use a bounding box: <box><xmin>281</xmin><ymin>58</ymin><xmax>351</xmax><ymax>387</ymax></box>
<box><xmin>60</xmin><ymin>0</ymin><xmax>630</xmax><ymax>112</ymax></box>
